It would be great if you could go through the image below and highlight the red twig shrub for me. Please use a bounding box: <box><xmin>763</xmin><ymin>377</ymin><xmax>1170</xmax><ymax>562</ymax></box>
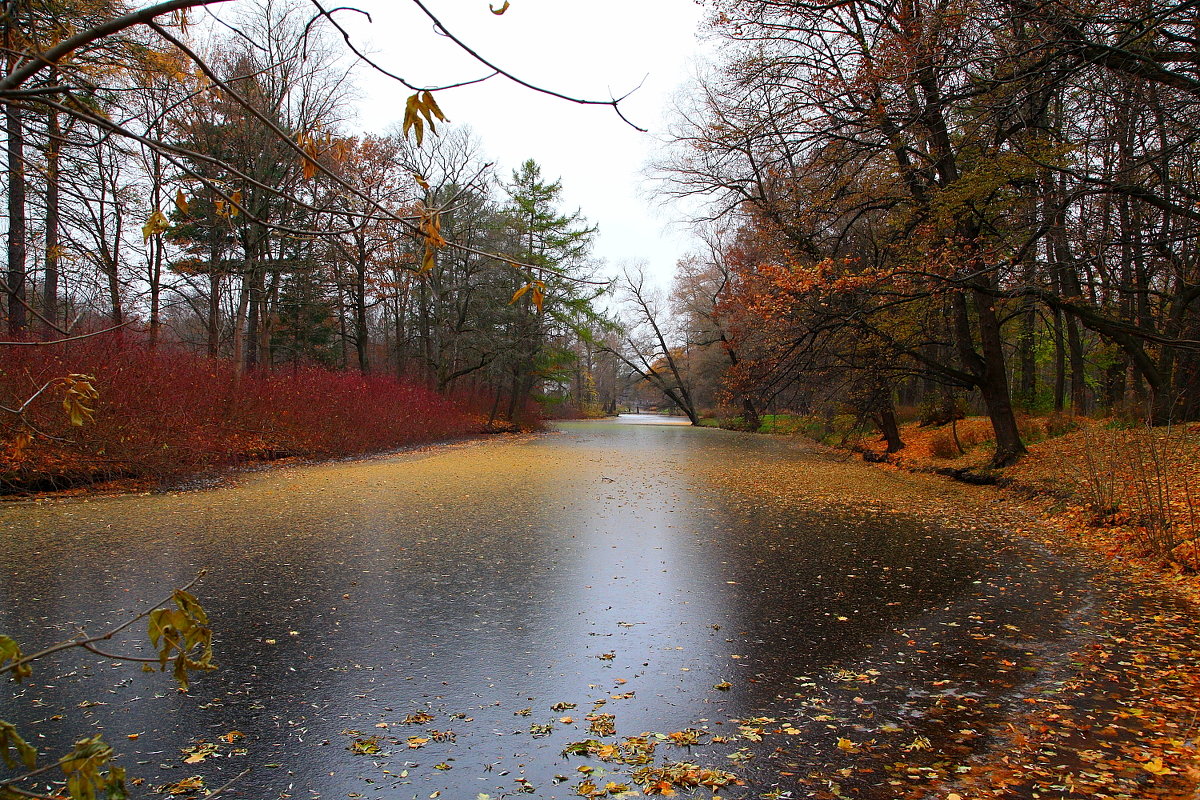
<box><xmin>0</xmin><ymin>334</ymin><xmax>480</xmax><ymax>490</ymax></box>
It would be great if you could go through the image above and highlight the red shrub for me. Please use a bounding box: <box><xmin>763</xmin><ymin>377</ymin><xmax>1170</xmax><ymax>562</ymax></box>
<box><xmin>0</xmin><ymin>334</ymin><xmax>479</xmax><ymax>490</ymax></box>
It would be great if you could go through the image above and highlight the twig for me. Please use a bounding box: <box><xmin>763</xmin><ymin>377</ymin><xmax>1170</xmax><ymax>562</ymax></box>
<box><xmin>205</xmin><ymin>767</ymin><xmax>251</xmax><ymax>800</ymax></box>
<box><xmin>0</xmin><ymin>321</ymin><xmax>131</xmax><ymax>347</ymax></box>
<box><xmin>0</xmin><ymin>571</ymin><xmax>207</xmax><ymax>678</ymax></box>
<box><xmin>406</xmin><ymin>0</ymin><xmax>648</xmax><ymax>132</ymax></box>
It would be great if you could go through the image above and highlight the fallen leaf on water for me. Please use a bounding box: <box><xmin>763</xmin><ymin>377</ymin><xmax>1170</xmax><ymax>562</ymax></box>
<box><xmin>1142</xmin><ymin>757</ymin><xmax>1173</xmax><ymax>775</ymax></box>
<box><xmin>350</xmin><ymin>737</ymin><xmax>381</xmax><ymax>755</ymax></box>
<box><xmin>158</xmin><ymin>776</ymin><xmax>205</xmax><ymax>795</ymax></box>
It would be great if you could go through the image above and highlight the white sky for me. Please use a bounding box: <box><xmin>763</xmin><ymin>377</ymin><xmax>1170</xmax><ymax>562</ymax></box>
<box><xmin>337</xmin><ymin>0</ymin><xmax>711</xmax><ymax>289</ymax></box>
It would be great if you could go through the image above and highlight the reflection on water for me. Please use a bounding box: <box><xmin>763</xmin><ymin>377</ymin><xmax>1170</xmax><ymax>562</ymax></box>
<box><xmin>0</xmin><ymin>418</ymin><xmax>1088</xmax><ymax>798</ymax></box>
<box><xmin>610</xmin><ymin>413</ymin><xmax>692</xmax><ymax>426</ymax></box>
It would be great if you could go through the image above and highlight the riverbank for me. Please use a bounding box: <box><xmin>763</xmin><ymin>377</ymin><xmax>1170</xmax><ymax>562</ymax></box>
<box><xmin>698</xmin><ymin>420</ymin><xmax>1200</xmax><ymax>798</ymax></box>
<box><xmin>0</xmin><ymin>336</ymin><xmax>508</xmax><ymax>496</ymax></box>
<box><xmin>854</xmin><ymin>417</ymin><xmax>1200</xmax><ymax>581</ymax></box>
<box><xmin>724</xmin><ymin>412</ymin><xmax>1200</xmax><ymax>577</ymax></box>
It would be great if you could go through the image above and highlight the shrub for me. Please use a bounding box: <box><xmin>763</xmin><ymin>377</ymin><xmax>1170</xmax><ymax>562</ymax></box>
<box><xmin>0</xmin><ymin>333</ymin><xmax>480</xmax><ymax>490</ymax></box>
<box><xmin>1075</xmin><ymin>424</ymin><xmax>1200</xmax><ymax>558</ymax></box>
<box><xmin>1019</xmin><ymin>411</ymin><xmax>1080</xmax><ymax>443</ymax></box>
<box><xmin>1043</xmin><ymin>411</ymin><xmax>1080</xmax><ymax>438</ymax></box>
<box><xmin>929</xmin><ymin>430</ymin><xmax>961</xmax><ymax>459</ymax></box>
<box><xmin>918</xmin><ymin>395</ymin><xmax>966</xmax><ymax>427</ymax></box>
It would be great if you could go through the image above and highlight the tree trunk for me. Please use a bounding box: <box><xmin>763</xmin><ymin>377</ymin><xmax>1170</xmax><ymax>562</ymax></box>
<box><xmin>1066</xmin><ymin>314</ymin><xmax>1086</xmax><ymax>415</ymax></box>
<box><xmin>953</xmin><ymin>290</ymin><xmax>1026</xmax><ymax>467</ymax></box>
<box><xmin>1017</xmin><ymin>301</ymin><xmax>1037</xmax><ymax>409</ymax></box>
<box><xmin>1105</xmin><ymin>355</ymin><xmax>1126</xmax><ymax>410</ymax></box>
<box><xmin>874</xmin><ymin>390</ymin><xmax>904</xmax><ymax>452</ymax></box>
<box><xmin>6</xmin><ymin>101</ymin><xmax>27</xmax><ymax>335</ymax></box>
<box><xmin>974</xmin><ymin>289</ymin><xmax>1026</xmax><ymax>465</ymax></box>
<box><xmin>207</xmin><ymin>273</ymin><xmax>222</xmax><ymax>357</ymax></box>
<box><xmin>42</xmin><ymin>91</ymin><xmax>59</xmax><ymax>335</ymax></box>
<box><xmin>1052</xmin><ymin>306</ymin><xmax>1066</xmax><ymax>412</ymax></box>
<box><xmin>231</xmin><ymin>274</ymin><xmax>250</xmax><ymax>375</ymax></box>
<box><xmin>741</xmin><ymin>397</ymin><xmax>760</xmax><ymax>432</ymax></box>
<box><xmin>354</xmin><ymin>258</ymin><xmax>369</xmax><ymax>373</ymax></box>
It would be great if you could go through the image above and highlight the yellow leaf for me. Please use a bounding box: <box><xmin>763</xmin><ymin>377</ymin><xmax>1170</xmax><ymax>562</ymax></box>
<box><xmin>510</xmin><ymin>283</ymin><xmax>532</xmax><ymax>304</ymax></box>
<box><xmin>403</xmin><ymin>94</ymin><xmax>425</xmax><ymax>146</ymax></box>
<box><xmin>489</xmin><ymin>1</ymin><xmax>510</xmax><ymax>13</ymax></box>
<box><xmin>1143</xmin><ymin>757</ymin><xmax>1173</xmax><ymax>776</ymax></box>
<box><xmin>595</xmin><ymin>744</ymin><xmax>619</xmax><ymax>760</ymax></box>
<box><xmin>61</xmin><ymin>374</ymin><xmax>99</xmax><ymax>427</ymax></box>
<box><xmin>10</xmin><ymin>431</ymin><xmax>32</xmax><ymax>458</ymax></box>
<box><xmin>420</xmin><ymin>91</ymin><xmax>448</xmax><ymax>123</ymax></box>
<box><xmin>836</xmin><ymin>737</ymin><xmax>858</xmax><ymax>752</ymax></box>
<box><xmin>141</xmin><ymin>209</ymin><xmax>170</xmax><ymax>242</ymax></box>
<box><xmin>299</xmin><ymin>134</ymin><xmax>320</xmax><ymax>180</ymax></box>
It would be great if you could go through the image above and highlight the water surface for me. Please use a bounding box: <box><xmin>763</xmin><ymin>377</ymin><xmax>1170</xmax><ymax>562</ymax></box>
<box><xmin>0</xmin><ymin>416</ymin><xmax>1090</xmax><ymax>798</ymax></box>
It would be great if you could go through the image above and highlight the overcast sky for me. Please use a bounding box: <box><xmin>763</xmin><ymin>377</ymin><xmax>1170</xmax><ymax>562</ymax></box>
<box><xmin>337</xmin><ymin>0</ymin><xmax>712</xmax><ymax>289</ymax></box>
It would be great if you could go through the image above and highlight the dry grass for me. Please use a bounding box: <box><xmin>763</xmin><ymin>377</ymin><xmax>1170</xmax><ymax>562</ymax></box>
<box><xmin>854</xmin><ymin>415</ymin><xmax>1200</xmax><ymax>569</ymax></box>
<box><xmin>1006</xmin><ymin>422</ymin><xmax>1200</xmax><ymax>563</ymax></box>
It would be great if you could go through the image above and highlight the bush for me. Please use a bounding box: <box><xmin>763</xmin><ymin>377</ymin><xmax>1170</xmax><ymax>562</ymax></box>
<box><xmin>1019</xmin><ymin>411</ymin><xmax>1080</xmax><ymax>443</ymax></box>
<box><xmin>929</xmin><ymin>430</ymin><xmax>961</xmax><ymax>459</ymax></box>
<box><xmin>918</xmin><ymin>395</ymin><xmax>967</xmax><ymax>427</ymax></box>
<box><xmin>1076</xmin><ymin>424</ymin><xmax>1200</xmax><ymax>558</ymax></box>
<box><xmin>0</xmin><ymin>333</ymin><xmax>480</xmax><ymax>490</ymax></box>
